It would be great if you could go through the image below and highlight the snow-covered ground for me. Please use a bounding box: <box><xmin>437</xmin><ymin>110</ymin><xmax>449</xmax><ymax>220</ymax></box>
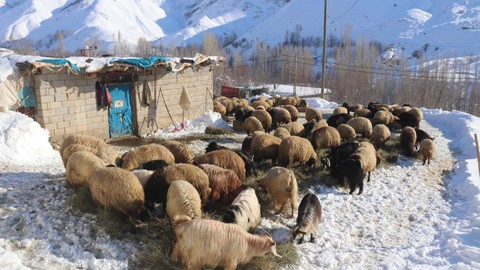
<box><xmin>0</xmin><ymin>99</ymin><xmax>479</xmax><ymax>269</ymax></box>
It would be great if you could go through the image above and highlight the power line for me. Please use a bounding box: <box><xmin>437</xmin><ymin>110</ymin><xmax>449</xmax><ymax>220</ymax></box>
<box><xmin>330</xmin><ymin>0</ymin><xmax>360</xmax><ymax>20</ymax></box>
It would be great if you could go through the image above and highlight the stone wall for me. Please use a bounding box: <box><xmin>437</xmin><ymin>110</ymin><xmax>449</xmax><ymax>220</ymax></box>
<box><xmin>34</xmin><ymin>66</ymin><xmax>214</xmax><ymax>143</ymax></box>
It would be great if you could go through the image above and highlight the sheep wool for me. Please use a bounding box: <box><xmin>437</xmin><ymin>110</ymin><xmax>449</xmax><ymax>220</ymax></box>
<box><xmin>161</xmin><ymin>163</ymin><xmax>211</xmax><ymax>205</ymax></box>
<box><xmin>66</xmin><ymin>151</ymin><xmax>107</xmax><ymax>187</ymax></box>
<box><xmin>197</xmin><ymin>164</ymin><xmax>243</xmax><ymax>204</ymax></box>
<box><xmin>278</xmin><ymin>136</ymin><xmax>317</xmax><ymax>168</ymax></box>
<box><xmin>259</xmin><ymin>166</ymin><xmax>298</xmax><ymax>218</ymax></box>
<box><xmin>333</xmin><ymin>106</ymin><xmax>348</xmax><ymax>115</ymax></box>
<box><xmin>194</xmin><ymin>149</ymin><xmax>247</xmax><ymax>181</ymax></box>
<box><xmin>132</xmin><ymin>169</ymin><xmax>154</xmax><ymax>187</ymax></box>
<box><xmin>283</xmin><ymin>122</ymin><xmax>305</xmax><ymax>137</ymax></box>
<box><xmin>171</xmin><ymin>215</ymin><xmax>280</xmax><ymax>270</ymax></box>
<box><xmin>89</xmin><ymin>167</ymin><xmax>145</xmax><ymax>228</ymax></box>
<box><xmin>121</xmin><ymin>143</ymin><xmax>175</xmax><ymax>171</ymax></box>
<box><xmin>243</xmin><ymin>116</ymin><xmax>264</xmax><ymax>135</ymax></box>
<box><xmin>250</xmin><ymin>133</ymin><xmax>282</xmax><ymax>164</ymax></box>
<box><xmin>346</xmin><ymin>117</ymin><xmax>373</xmax><ymax>137</ymax></box>
<box><xmin>419</xmin><ymin>138</ymin><xmax>435</xmax><ymax>165</ymax></box>
<box><xmin>337</xmin><ymin>124</ymin><xmax>357</xmax><ymax>142</ymax></box>
<box><xmin>280</xmin><ymin>105</ymin><xmax>299</xmax><ymax>122</ymax></box>
<box><xmin>351</xmin><ymin>141</ymin><xmax>378</xmax><ymax>182</ymax></box>
<box><xmin>251</xmin><ymin>110</ymin><xmax>273</xmax><ymax>132</ymax></box>
<box><xmin>158</xmin><ymin>140</ymin><xmax>195</xmax><ymax>164</ymax></box>
<box><xmin>309</xmin><ymin>126</ymin><xmax>341</xmax><ymax>151</ymax></box>
<box><xmin>222</xmin><ymin>187</ymin><xmax>261</xmax><ymax>231</ymax></box>
<box><xmin>400</xmin><ymin>126</ymin><xmax>417</xmax><ymax>156</ymax></box>
<box><xmin>60</xmin><ymin>134</ymin><xmax>108</xmax><ymax>156</ymax></box>
<box><xmin>370</xmin><ymin>124</ymin><xmax>391</xmax><ymax>145</ymax></box>
<box><xmin>273</xmin><ymin>127</ymin><xmax>291</xmax><ymax>139</ymax></box>
<box><xmin>166</xmin><ymin>180</ymin><xmax>202</xmax><ymax>220</ymax></box>
<box><xmin>305</xmin><ymin>107</ymin><xmax>322</xmax><ymax>122</ymax></box>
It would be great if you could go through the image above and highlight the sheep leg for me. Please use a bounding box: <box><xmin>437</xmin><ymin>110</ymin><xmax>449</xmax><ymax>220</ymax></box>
<box><xmin>276</xmin><ymin>203</ymin><xmax>286</xmax><ymax>215</ymax></box>
<box><xmin>423</xmin><ymin>157</ymin><xmax>427</xmax><ymax>165</ymax></box>
<box><xmin>348</xmin><ymin>178</ymin><xmax>356</xmax><ymax>195</ymax></box>
<box><xmin>367</xmin><ymin>172</ymin><xmax>371</xmax><ymax>182</ymax></box>
<box><xmin>309</xmin><ymin>234</ymin><xmax>315</xmax><ymax>243</ymax></box>
<box><xmin>290</xmin><ymin>200</ymin><xmax>295</xmax><ymax>218</ymax></box>
<box><xmin>128</xmin><ymin>216</ymin><xmax>137</xmax><ymax>234</ymax></box>
<box><xmin>298</xmin><ymin>234</ymin><xmax>305</xmax><ymax>244</ymax></box>
<box><xmin>358</xmin><ymin>181</ymin><xmax>364</xmax><ymax>195</ymax></box>
<box><xmin>428</xmin><ymin>158</ymin><xmax>430</xmax><ymax>165</ymax></box>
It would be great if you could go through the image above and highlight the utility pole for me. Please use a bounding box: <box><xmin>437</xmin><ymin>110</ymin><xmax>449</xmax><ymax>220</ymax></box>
<box><xmin>294</xmin><ymin>55</ymin><xmax>297</xmax><ymax>95</ymax></box>
<box><xmin>321</xmin><ymin>0</ymin><xmax>328</xmax><ymax>99</ymax></box>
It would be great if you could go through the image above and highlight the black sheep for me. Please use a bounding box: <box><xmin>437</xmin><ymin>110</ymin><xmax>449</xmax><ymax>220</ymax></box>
<box><xmin>334</xmin><ymin>158</ymin><xmax>366</xmax><ymax>195</ymax></box>
<box><xmin>327</xmin><ymin>113</ymin><xmax>353</xmax><ymax>128</ymax></box>
<box><xmin>322</xmin><ymin>142</ymin><xmax>361</xmax><ymax>170</ymax></box>
<box><xmin>399</xmin><ymin>111</ymin><xmax>420</xmax><ymax>129</ymax></box>
<box><xmin>415</xmin><ymin>128</ymin><xmax>434</xmax><ymax>147</ymax></box>
<box><xmin>137</xmin><ymin>159</ymin><xmax>169</xmax><ymax>171</ymax></box>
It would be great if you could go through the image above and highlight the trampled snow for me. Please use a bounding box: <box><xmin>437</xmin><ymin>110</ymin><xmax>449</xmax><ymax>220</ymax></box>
<box><xmin>0</xmin><ymin>100</ymin><xmax>479</xmax><ymax>269</ymax></box>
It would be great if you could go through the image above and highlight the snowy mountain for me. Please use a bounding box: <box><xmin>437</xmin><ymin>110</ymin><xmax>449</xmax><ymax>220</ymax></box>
<box><xmin>0</xmin><ymin>0</ymin><xmax>479</xmax><ymax>56</ymax></box>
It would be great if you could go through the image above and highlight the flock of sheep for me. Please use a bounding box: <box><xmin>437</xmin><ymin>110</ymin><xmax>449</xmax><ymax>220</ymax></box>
<box><xmin>60</xmin><ymin>95</ymin><xmax>435</xmax><ymax>269</ymax></box>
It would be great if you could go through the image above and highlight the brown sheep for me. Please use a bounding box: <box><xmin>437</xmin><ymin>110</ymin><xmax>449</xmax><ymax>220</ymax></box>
<box><xmin>283</xmin><ymin>122</ymin><xmax>305</xmax><ymax>137</ymax></box>
<box><xmin>60</xmin><ymin>134</ymin><xmax>107</xmax><ymax>156</ymax></box>
<box><xmin>400</xmin><ymin>126</ymin><xmax>417</xmax><ymax>156</ymax></box>
<box><xmin>120</xmin><ymin>143</ymin><xmax>175</xmax><ymax>170</ymax></box>
<box><xmin>89</xmin><ymin>167</ymin><xmax>144</xmax><ymax>229</ymax></box>
<box><xmin>269</xmin><ymin>107</ymin><xmax>292</xmax><ymax>129</ymax></box>
<box><xmin>273</xmin><ymin>127</ymin><xmax>291</xmax><ymax>139</ymax></box>
<box><xmin>158</xmin><ymin>140</ymin><xmax>195</xmax><ymax>164</ymax></box>
<box><xmin>197</xmin><ymin>164</ymin><xmax>244</xmax><ymax>205</ymax></box>
<box><xmin>213</xmin><ymin>102</ymin><xmax>226</xmax><ymax>116</ymax></box>
<box><xmin>280</xmin><ymin>105</ymin><xmax>299</xmax><ymax>122</ymax></box>
<box><xmin>251</xmin><ymin>110</ymin><xmax>273</xmax><ymax>132</ymax></box>
<box><xmin>419</xmin><ymin>139</ymin><xmax>435</xmax><ymax>165</ymax></box>
<box><xmin>278</xmin><ymin>136</ymin><xmax>317</xmax><ymax>168</ymax></box>
<box><xmin>259</xmin><ymin>166</ymin><xmax>298</xmax><ymax>218</ymax></box>
<box><xmin>250</xmin><ymin>133</ymin><xmax>282</xmax><ymax>164</ymax></box>
<box><xmin>193</xmin><ymin>149</ymin><xmax>247</xmax><ymax>181</ymax></box>
<box><xmin>346</xmin><ymin>117</ymin><xmax>373</xmax><ymax>137</ymax></box>
<box><xmin>305</xmin><ymin>107</ymin><xmax>322</xmax><ymax>122</ymax></box>
<box><xmin>370</xmin><ymin>124</ymin><xmax>391</xmax><ymax>146</ymax></box>
<box><xmin>61</xmin><ymin>143</ymin><xmax>118</xmax><ymax>167</ymax></box>
<box><xmin>337</xmin><ymin>124</ymin><xmax>356</xmax><ymax>142</ymax></box>
<box><xmin>309</xmin><ymin>126</ymin><xmax>341</xmax><ymax>151</ymax></box>
<box><xmin>243</xmin><ymin>116</ymin><xmax>264</xmax><ymax>135</ymax></box>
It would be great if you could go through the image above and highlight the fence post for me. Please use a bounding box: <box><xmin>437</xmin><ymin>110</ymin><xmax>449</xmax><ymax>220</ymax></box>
<box><xmin>475</xmin><ymin>133</ymin><xmax>480</xmax><ymax>176</ymax></box>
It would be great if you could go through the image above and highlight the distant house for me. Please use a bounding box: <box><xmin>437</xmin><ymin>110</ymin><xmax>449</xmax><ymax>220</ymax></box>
<box><xmin>0</xmin><ymin>51</ymin><xmax>223</xmax><ymax>142</ymax></box>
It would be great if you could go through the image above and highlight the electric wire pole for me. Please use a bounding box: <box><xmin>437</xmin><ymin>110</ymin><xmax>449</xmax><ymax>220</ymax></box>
<box><xmin>321</xmin><ymin>0</ymin><xmax>328</xmax><ymax>99</ymax></box>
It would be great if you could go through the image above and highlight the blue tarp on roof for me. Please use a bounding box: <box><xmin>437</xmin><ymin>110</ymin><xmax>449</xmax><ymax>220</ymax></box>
<box><xmin>110</xmin><ymin>56</ymin><xmax>170</xmax><ymax>69</ymax></box>
<box><xmin>37</xmin><ymin>59</ymin><xmax>83</xmax><ymax>73</ymax></box>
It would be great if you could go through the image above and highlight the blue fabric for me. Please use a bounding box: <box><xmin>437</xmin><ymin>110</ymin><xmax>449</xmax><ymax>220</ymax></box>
<box><xmin>110</xmin><ymin>56</ymin><xmax>170</xmax><ymax>69</ymax></box>
<box><xmin>37</xmin><ymin>59</ymin><xmax>83</xmax><ymax>73</ymax></box>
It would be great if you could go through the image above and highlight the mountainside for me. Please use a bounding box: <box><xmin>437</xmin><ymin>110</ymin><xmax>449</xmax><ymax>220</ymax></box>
<box><xmin>0</xmin><ymin>0</ymin><xmax>479</xmax><ymax>56</ymax></box>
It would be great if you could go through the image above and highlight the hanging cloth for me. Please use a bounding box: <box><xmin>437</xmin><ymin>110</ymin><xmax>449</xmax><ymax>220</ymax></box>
<box><xmin>179</xmin><ymin>86</ymin><xmax>192</xmax><ymax>110</ymax></box>
<box><xmin>95</xmin><ymin>81</ymin><xmax>103</xmax><ymax>108</ymax></box>
<box><xmin>142</xmin><ymin>81</ymin><xmax>152</xmax><ymax>106</ymax></box>
<box><xmin>103</xmin><ymin>84</ymin><xmax>112</xmax><ymax>107</ymax></box>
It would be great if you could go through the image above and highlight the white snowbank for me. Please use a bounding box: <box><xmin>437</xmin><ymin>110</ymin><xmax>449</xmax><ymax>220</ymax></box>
<box><xmin>304</xmin><ymin>97</ymin><xmax>338</xmax><ymax>110</ymax></box>
<box><xmin>407</xmin><ymin>8</ymin><xmax>432</xmax><ymax>23</ymax></box>
<box><xmin>0</xmin><ymin>110</ymin><xmax>58</xmax><ymax>164</ymax></box>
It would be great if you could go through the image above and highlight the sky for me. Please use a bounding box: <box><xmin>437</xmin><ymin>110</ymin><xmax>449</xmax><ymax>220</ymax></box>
<box><xmin>0</xmin><ymin>96</ymin><xmax>479</xmax><ymax>269</ymax></box>
<box><xmin>1</xmin><ymin>0</ymin><xmax>480</xmax><ymax>56</ymax></box>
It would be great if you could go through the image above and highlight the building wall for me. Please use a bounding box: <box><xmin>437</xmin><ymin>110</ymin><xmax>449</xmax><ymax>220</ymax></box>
<box><xmin>135</xmin><ymin>67</ymin><xmax>214</xmax><ymax>136</ymax></box>
<box><xmin>34</xmin><ymin>66</ymin><xmax>214</xmax><ymax>143</ymax></box>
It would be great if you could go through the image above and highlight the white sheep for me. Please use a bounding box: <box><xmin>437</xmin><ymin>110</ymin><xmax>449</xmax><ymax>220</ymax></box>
<box><xmin>171</xmin><ymin>215</ymin><xmax>281</xmax><ymax>270</ymax></box>
<box><xmin>222</xmin><ymin>187</ymin><xmax>261</xmax><ymax>231</ymax></box>
<box><xmin>131</xmin><ymin>169</ymin><xmax>154</xmax><ymax>187</ymax></box>
<box><xmin>259</xmin><ymin>166</ymin><xmax>298</xmax><ymax>218</ymax></box>
<box><xmin>166</xmin><ymin>180</ymin><xmax>202</xmax><ymax>220</ymax></box>
<box><xmin>65</xmin><ymin>151</ymin><xmax>107</xmax><ymax>187</ymax></box>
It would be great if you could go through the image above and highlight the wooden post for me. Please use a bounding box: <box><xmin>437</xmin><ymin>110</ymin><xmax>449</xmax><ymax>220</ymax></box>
<box><xmin>475</xmin><ymin>133</ymin><xmax>480</xmax><ymax>176</ymax></box>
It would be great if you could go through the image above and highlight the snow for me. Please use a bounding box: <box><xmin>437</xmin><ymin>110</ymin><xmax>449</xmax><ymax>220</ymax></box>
<box><xmin>0</xmin><ymin>100</ymin><xmax>479</xmax><ymax>269</ymax></box>
<box><xmin>1</xmin><ymin>0</ymin><xmax>480</xmax><ymax>56</ymax></box>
